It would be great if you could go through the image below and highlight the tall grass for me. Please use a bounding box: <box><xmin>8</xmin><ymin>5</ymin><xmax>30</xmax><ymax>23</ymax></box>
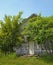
<box><xmin>0</xmin><ymin>53</ymin><xmax>53</xmax><ymax>65</ymax></box>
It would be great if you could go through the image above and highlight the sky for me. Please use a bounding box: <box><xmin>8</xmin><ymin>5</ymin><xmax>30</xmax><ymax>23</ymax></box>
<box><xmin>0</xmin><ymin>0</ymin><xmax>53</xmax><ymax>20</ymax></box>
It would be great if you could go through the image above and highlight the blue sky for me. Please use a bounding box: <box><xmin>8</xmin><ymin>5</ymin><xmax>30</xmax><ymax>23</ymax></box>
<box><xmin>0</xmin><ymin>0</ymin><xmax>53</xmax><ymax>20</ymax></box>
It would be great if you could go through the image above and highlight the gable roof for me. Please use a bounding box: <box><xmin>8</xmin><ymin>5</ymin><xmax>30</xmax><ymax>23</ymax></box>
<box><xmin>27</xmin><ymin>14</ymin><xmax>37</xmax><ymax>19</ymax></box>
<box><xmin>22</xmin><ymin>14</ymin><xmax>37</xmax><ymax>23</ymax></box>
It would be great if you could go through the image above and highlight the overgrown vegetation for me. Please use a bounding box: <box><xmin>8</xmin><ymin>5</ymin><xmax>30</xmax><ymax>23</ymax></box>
<box><xmin>0</xmin><ymin>12</ymin><xmax>53</xmax><ymax>55</ymax></box>
<box><xmin>23</xmin><ymin>14</ymin><xmax>53</xmax><ymax>54</ymax></box>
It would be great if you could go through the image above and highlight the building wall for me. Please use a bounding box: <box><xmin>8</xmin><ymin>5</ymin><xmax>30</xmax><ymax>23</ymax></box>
<box><xmin>15</xmin><ymin>43</ymin><xmax>29</xmax><ymax>55</ymax></box>
<box><xmin>14</xmin><ymin>42</ymin><xmax>44</xmax><ymax>55</ymax></box>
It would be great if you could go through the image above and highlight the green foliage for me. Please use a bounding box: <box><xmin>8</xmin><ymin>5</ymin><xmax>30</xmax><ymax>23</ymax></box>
<box><xmin>0</xmin><ymin>12</ymin><xmax>23</xmax><ymax>54</ymax></box>
<box><xmin>23</xmin><ymin>15</ymin><xmax>53</xmax><ymax>45</ymax></box>
<box><xmin>0</xmin><ymin>12</ymin><xmax>53</xmax><ymax>54</ymax></box>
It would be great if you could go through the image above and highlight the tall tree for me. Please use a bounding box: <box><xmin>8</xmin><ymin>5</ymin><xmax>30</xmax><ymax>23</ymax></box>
<box><xmin>0</xmin><ymin>12</ymin><xmax>23</xmax><ymax>54</ymax></box>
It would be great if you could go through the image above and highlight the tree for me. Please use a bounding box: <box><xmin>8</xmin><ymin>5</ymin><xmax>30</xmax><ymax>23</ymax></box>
<box><xmin>0</xmin><ymin>12</ymin><xmax>23</xmax><ymax>54</ymax></box>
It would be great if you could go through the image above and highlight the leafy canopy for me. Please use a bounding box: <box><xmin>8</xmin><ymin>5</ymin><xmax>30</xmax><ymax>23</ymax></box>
<box><xmin>23</xmin><ymin>15</ymin><xmax>53</xmax><ymax>45</ymax></box>
<box><xmin>0</xmin><ymin>12</ymin><xmax>23</xmax><ymax>54</ymax></box>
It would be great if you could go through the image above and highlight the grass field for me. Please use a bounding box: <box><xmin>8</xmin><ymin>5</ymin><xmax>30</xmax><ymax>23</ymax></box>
<box><xmin>0</xmin><ymin>53</ymin><xmax>53</xmax><ymax>65</ymax></box>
